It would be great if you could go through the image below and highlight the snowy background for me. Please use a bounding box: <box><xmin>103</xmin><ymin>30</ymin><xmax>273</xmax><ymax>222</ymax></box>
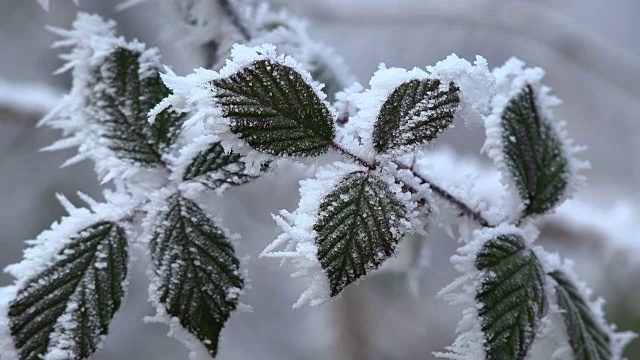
<box><xmin>1</xmin><ymin>0</ymin><xmax>639</xmax><ymax>359</ymax></box>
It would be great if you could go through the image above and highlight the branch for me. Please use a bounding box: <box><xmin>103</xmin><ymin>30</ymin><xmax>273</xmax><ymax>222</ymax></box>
<box><xmin>393</xmin><ymin>160</ymin><xmax>493</xmax><ymax>228</ymax></box>
<box><xmin>217</xmin><ymin>0</ymin><xmax>251</xmax><ymax>40</ymax></box>
<box><xmin>303</xmin><ymin>0</ymin><xmax>640</xmax><ymax>99</ymax></box>
<box><xmin>329</xmin><ymin>143</ymin><xmax>493</xmax><ymax>228</ymax></box>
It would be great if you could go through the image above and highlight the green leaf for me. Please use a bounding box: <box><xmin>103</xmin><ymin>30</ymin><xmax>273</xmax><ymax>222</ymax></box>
<box><xmin>550</xmin><ymin>270</ymin><xmax>612</xmax><ymax>360</ymax></box>
<box><xmin>212</xmin><ymin>59</ymin><xmax>335</xmax><ymax>157</ymax></box>
<box><xmin>93</xmin><ymin>47</ymin><xmax>185</xmax><ymax>165</ymax></box>
<box><xmin>182</xmin><ymin>141</ymin><xmax>261</xmax><ymax>190</ymax></box>
<box><xmin>8</xmin><ymin>222</ymin><xmax>128</xmax><ymax>360</ymax></box>
<box><xmin>475</xmin><ymin>234</ymin><xmax>548</xmax><ymax>360</ymax></box>
<box><xmin>314</xmin><ymin>171</ymin><xmax>410</xmax><ymax>296</ymax></box>
<box><xmin>372</xmin><ymin>78</ymin><xmax>460</xmax><ymax>154</ymax></box>
<box><xmin>149</xmin><ymin>194</ymin><xmax>244</xmax><ymax>357</ymax></box>
<box><xmin>500</xmin><ymin>84</ymin><xmax>569</xmax><ymax>216</ymax></box>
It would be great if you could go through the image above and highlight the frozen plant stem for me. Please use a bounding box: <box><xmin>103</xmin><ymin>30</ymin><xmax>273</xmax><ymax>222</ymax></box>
<box><xmin>330</xmin><ymin>142</ymin><xmax>493</xmax><ymax>227</ymax></box>
<box><xmin>217</xmin><ymin>0</ymin><xmax>251</xmax><ymax>40</ymax></box>
<box><xmin>393</xmin><ymin>160</ymin><xmax>493</xmax><ymax>228</ymax></box>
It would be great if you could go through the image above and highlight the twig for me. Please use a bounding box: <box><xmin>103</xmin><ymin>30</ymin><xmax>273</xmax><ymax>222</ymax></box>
<box><xmin>330</xmin><ymin>142</ymin><xmax>376</xmax><ymax>170</ymax></box>
<box><xmin>217</xmin><ymin>0</ymin><xmax>252</xmax><ymax>40</ymax></box>
<box><xmin>393</xmin><ymin>160</ymin><xmax>493</xmax><ymax>228</ymax></box>
<box><xmin>329</xmin><ymin>142</ymin><xmax>493</xmax><ymax>227</ymax></box>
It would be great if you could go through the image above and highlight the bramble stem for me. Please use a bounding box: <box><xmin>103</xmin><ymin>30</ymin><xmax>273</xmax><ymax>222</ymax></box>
<box><xmin>330</xmin><ymin>142</ymin><xmax>376</xmax><ymax>170</ymax></box>
<box><xmin>218</xmin><ymin>0</ymin><xmax>252</xmax><ymax>40</ymax></box>
<box><xmin>330</xmin><ymin>142</ymin><xmax>493</xmax><ymax>227</ymax></box>
<box><xmin>393</xmin><ymin>161</ymin><xmax>493</xmax><ymax>228</ymax></box>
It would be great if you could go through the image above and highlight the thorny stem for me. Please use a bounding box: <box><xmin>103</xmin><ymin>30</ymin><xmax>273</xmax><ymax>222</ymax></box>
<box><xmin>330</xmin><ymin>143</ymin><xmax>493</xmax><ymax>228</ymax></box>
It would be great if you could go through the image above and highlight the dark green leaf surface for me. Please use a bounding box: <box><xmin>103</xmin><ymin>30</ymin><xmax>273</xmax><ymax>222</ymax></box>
<box><xmin>500</xmin><ymin>84</ymin><xmax>569</xmax><ymax>216</ymax></box>
<box><xmin>212</xmin><ymin>59</ymin><xmax>335</xmax><ymax>157</ymax></box>
<box><xmin>550</xmin><ymin>270</ymin><xmax>612</xmax><ymax>360</ymax></box>
<box><xmin>9</xmin><ymin>222</ymin><xmax>128</xmax><ymax>360</ymax></box>
<box><xmin>182</xmin><ymin>141</ymin><xmax>260</xmax><ymax>190</ymax></box>
<box><xmin>91</xmin><ymin>47</ymin><xmax>185</xmax><ymax>165</ymax></box>
<box><xmin>372</xmin><ymin>78</ymin><xmax>460</xmax><ymax>154</ymax></box>
<box><xmin>314</xmin><ymin>171</ymin><xmax>410</xmax><ymax>296</ymax></box>
<box><xmin>149</xmin><ymin>195</ymin><xmax>243</xmax><ymax>357</ymax></box>
<box><xmin>475</xmin><ymin>234</ymin><xmax>547</xmax><ymax>360</ymax></box>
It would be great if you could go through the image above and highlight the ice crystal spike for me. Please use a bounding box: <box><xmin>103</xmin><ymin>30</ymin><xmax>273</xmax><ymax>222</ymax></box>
<box><xmin>8</xmin><ymin>222</ymin><xmax>128</xmax><ymax>360</ymax></box>
<box><xmin>550</xmin><ymin>270</ymin><xmax>612</xmax><ymax>360</ymax></box>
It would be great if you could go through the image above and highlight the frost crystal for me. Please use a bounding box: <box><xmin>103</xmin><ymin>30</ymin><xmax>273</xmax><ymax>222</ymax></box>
<box><xmin>483</xmin><ymin>58</ymin><xmax>589</xmax><ymax>219</ymax></box>
<box><xmin>144</xmin><ymin>194</ymin><xmax>244</xmax><ymax>358</ymax></box>
<box><xmin>0</xmin><ymin>194</ymin><xmax>134</xmax><ymax>360</ymax></box>
<box><xmin>43</xmin><ymin>13</ymin><xmax>184</xmax><ymax>184</ymax></box>
<box><xmin>436</xmin><ymin>225</ymin><xmax>546</xmax><ymax>360</ymax></box>
<box><xmin>262</xmin><ymin>162</ymin><xmax>418</xmax><ymax>306</ymax></box>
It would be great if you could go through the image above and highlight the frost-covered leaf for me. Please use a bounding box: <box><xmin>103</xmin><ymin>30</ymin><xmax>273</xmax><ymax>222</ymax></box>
<box><xmin>372</xmin><ymin>78</ymin><xmax>460</xmax><ymax>154</ymax></box>
<box><xmin>475</xmin><ymin>234</ymin><xmax>547</xmax><ymax>360</ymax></box>
<box><xmin>149</xmin><ymin>195</ymin><xmax>243</xmax><ymax>357</ymax></box>
<box><xmin>8</xmin><ymin>222</ymin><xmax>128</xmax><ymax>360</ymax></box>
<box><xmin>212</xmin><ymin>59</ymin><xmax>335</xmax><ymax>157</ymax></box>
<box><xmin>182</xmin><ymin>141</ymin><xmax>260</xmax><ymax>190</ymax></box>
<box><xmin>500</xmin><ymin>84</ymin><xmax>568</xmax><ymax>216</ymax></box>
<box><xmin>314</xmin><ymin>171</ymin><xmax>410</xmax><ymax>296</ymax></box>
<box><xmin>550</xmin><ymin>270</ymin><xmax>612</xmax><ymax>360</ymax></box>
<box><xmin>92</xmin><ymin>47</ymin><xmax>185</xmax><ymax>165</ymax></box>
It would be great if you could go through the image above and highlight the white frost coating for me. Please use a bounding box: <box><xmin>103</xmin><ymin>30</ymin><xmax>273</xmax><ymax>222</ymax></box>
<box><xmin>435</xmin><ymin>224</ymin><xmax>540</xmax><ymax>359</ymax></box>
<box><xmin>249</xmin><ymin>3</ymin><xmax>355</xmax><ymax>93</ymax></box>
<box><xmin>482</xmin><ymin>58</ymin><xmax>589</xmax><ymax>220</ymax></box>
<box><xmin>0</xmin><ymin>192</ymin><xmax>135</xmax><ymax>360</ymax></box>
<box><xmin>261</xmin><ymin>160</ymin><xmax>419</xmax><ymax>307</ymax></box>
<box><xmin>155</xmin><ymin>43</ymin><xmax>335</xmax><ymax>166</ymax></box>
<box><xmin>41</xmin><ymin>13</ymin><xmax>167</xmax><ymax>186</ymax></box>
<box><xmin>396</xmin><ymin>147</ymin><xmax>506</xmax><ymax>228</ymax></box>
<box><xmin>349</xmin><ymin>55</ymin><xmax>492</xmax><ymax>158</ymax></box>
<box><xmin>140</xmin><ymin>189</ymin><xmax>248</xmax><ymax>360</ymax></box>
<box><xmin>350</xmin><ymin>65</ymin><xmax>430</xmax><ymax>158</ymax></box>
<box><xmin>543</xmin><ymin>253</ymin><xmax>637</xmax><ymax>360</ymax></box>
<box><xmin>426</xmin><ymin>54</ymin><xmax>494</xmax><ymax>127</ymax></box>
<box><xmin>260</xmin><ymin>161</ymin><xmax>361</xmax><ymax>307</ymax></box>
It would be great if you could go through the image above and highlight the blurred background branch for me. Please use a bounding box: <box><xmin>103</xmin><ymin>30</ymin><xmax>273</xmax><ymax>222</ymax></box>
<box><xmin>0</xmin><ymin>0</ymin><xmax>638</xmax><ymax>359</ymax></box>
<box><xmin>291</xmin><ymin>0</ymin><xmax>640</xmax><ymax>99</ymax></box>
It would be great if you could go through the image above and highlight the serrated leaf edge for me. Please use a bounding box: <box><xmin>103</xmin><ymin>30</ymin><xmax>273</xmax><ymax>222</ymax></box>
<box><xmin>0</xmin><ymin>194</ymin><xmax>135</xmax><ymax>360</ymax></box>
<box><xmin>482</xmin><ymin>59</ymin><xmax>589</xmax><ymax>220</ymax></box>
<box><xmin>155</xmin><ymin>44</ymin><xmax>337</xmax><ymax>164</ymax></box>
<box><xmin>435</xmin><ymin>225</ymin><xmax>545</xmax><ymax>360</ymax></box>
<box><xmin>142</xmin><ymin>192</ymin><xmax>247</xmax><ymax>359</ymax></box>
